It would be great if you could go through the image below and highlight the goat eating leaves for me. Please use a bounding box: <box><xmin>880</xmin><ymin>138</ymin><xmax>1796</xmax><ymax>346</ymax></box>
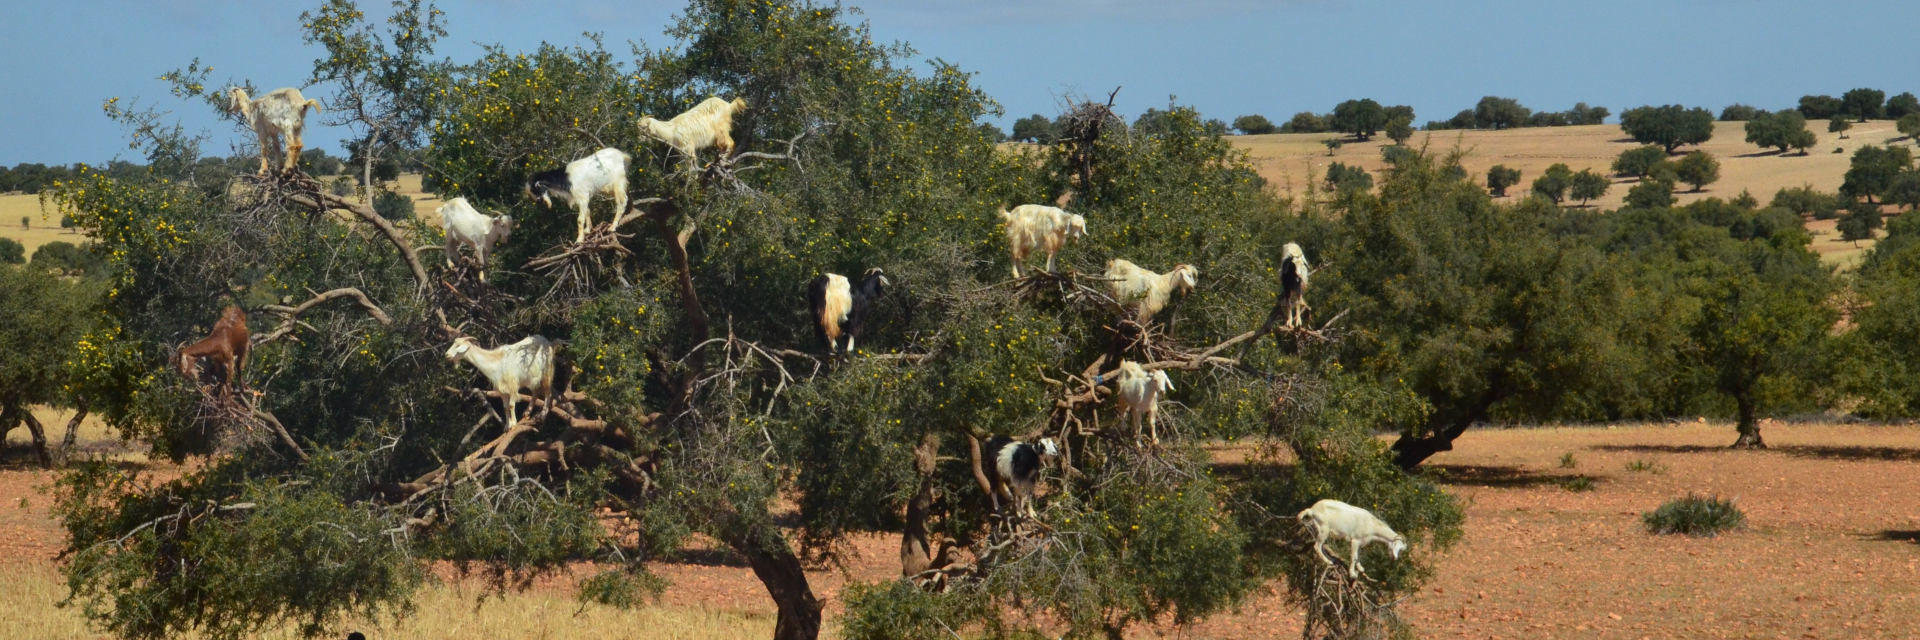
<box><xmin>638</xmin><ymin>96</ymin><xmax>748</xmax><ymax>171</ymax></box>
<box><xmin>178</xmin><ymin>306</ymin><xmax>250</xmax><ymax>401</ymax></box>
<box><xmin>438</xmin><ymin>197</ymin><xmax>512</xmax><ymax>282</ymax></box>
<box><xmin>1297</xmin><ymin>499</ymin><xmax>1408</xmax><ymax>578</ymax></box>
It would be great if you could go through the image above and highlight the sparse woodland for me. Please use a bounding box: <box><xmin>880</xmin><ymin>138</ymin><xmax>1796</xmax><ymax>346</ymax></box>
<box><xmin>11</xmin><ymin>2</ymin><xmax>1920</xmax><ymax>640</ymax></box>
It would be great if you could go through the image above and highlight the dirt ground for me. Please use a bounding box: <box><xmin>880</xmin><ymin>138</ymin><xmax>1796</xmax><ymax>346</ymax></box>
<box><xmin>7</xmin><ymin>419</ymin><xmax>1918</xmax><ymax>639</ymax></box>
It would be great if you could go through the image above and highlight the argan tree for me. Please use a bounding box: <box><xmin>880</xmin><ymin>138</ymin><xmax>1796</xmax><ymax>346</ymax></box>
<box><xmin>1232</xmin><ymin>114</ymin><xmax>1276</xmax><ymax>135</ymax></box>
<box><xmin>1674</xmin><ymin>151</ymin><xmax>1720</xmax><ymax>192</ymax></box>
<box><xmin>1331</xmin><ymin>98</ymin><xmax>1387</xmax><ymax>140</ymax></box>
<box><xmin>1486</xmin><ymin>164</ymin><xmax>1521</xmax><ymax>197</ymax></box>
<box><xmin>1531</xmin><ymin>162</ymin><xmax>1573</xmax><ymax>204</ymax></box>
<box><xmin>1619</xmin><ymin>104</ymin><xmax>1715</xmax><ymax>153</ymax></box>
<box><xmin>1841</xmin><ymin>87</ymin><xmax>1886</xmax><ymax>122</ymax></box>
<box><xmin>1568</xmin><ymin>168</ymin><xmax>1610</xmax><ymax>205</ymax></box>
<box><xmin>1744</xmin><ymin>110</ymin><xmax>1815</xmax><ymax>155</ymax></box>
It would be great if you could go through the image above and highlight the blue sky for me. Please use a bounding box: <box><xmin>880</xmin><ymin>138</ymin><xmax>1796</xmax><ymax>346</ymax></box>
<box><xmin>3</xmin><ymin>0</ymin><xmax>1916</xmax><ymax>166</ymax></box>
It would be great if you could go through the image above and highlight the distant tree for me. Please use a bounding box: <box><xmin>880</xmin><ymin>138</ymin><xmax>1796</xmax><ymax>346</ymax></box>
<box><xmin>1486</xmin><ymin>164</ymin><xmax>1522</xmax><ymax>196</ymax></box>
<box><xmin>372</xmin><ymin>189</ymin><xmax>413</xmax><ymax>220</ymax></box>
<box><xmin>1569</xmin><ymin>169</ymin><xmax>1610</xmax><ymax>205</ymax></box>
<box><xmin>1624</xmin><ymin>177</ymin><xmax>1676</xmax><ymax>209</ymax></box>
<box><xmin>1887</xmin><ymin>92</ymin><xmax>1920</xmax><ymax>120</ymax></box>
<box><xmin>1732</xmin><ymin>189</ymin><xmax>1760</xmax><ymax>209</ymax></box>
<box><xmin>1829</xmin><ymin>115</ymin><xmax>1852</xmax><ymax>138</ymax></box>
<box><xmin>1898</xmin><ymin>113</ymin><xmax>1920</xmax><ymax>143</ymax></box>
<box><xmin>1719</xmin><ymin>104</ymin><xmax>1767</xmax><ymax>121</ymax></box>
<box><xmin>1133</xmin><ymin>107</ymin><xmax>1174</xmax><ymax>136</ymax></box>
<box><xmin>1842</xmin><ymin>88</ymin><xmax>1887</xmax><ymax>121</ymax></box>
<box><xmin>1843</xmin><ymin>145</ymin><xmax>1914</xmax><ymax>203</ymax></box>
<box><xmin>1744</xmin><ymin>110</ymin><xmax>1816</xmax><ymax>155</ymax></box>
<box><xmin>976</xmin><ymin>122</ymin><xmax>1007</xmax><ymax>143</ymax></box>
<box><xmin>1282</xmin><ymin>111</ymin><xmax>1330</xmax><ymax>133</ymax></box>
<box><xmin>1528</xmin><ymin>111</ymin><xmax>1570</xmax><ymax>127</ymax></box>
<box><xmin>1231</xmin><ymin>114</ymin><xmax>1276</xmax><ymax>135</ymax></box>
<box><xmin>30</xmin><ymin>241</ymin><xmax>105</xmax><ymax>278</ymax></box>
<box><xmin>1202</xmin><ymin>118</ymin><xmax>1229</xmax><ymax>137</ymax></box>
<box><xmin>300</xmin><ymin>148</ymin><xmax>345</xmax><ymax>176</ymax></box>
<box><xmin>1674</xmin><ymin>151</ymin><xmax>1721</xmax><ymax>192</ymax></box>
<box><xmin>1886</xmin><ymin>170</ymin><xmax>1920</xmax><ymax>211</ymax></box>
<box><xmin>1612</xmin><ymin>145</ymin><xmax>1671</xmax><ymax>178</ymax></box>
<box><xmin>1385</xmin><ymin>117</ymin><xmax>1414</xmax><ymax>145</ymax></box>
<box><xmin>1798</xmin><ymin>94</ymin><xmax>1842</xmax><ymax>119</ymax></box>
<box><xmin>1331</xmin><ymin>98</ymin><xmax>1387</xmax><ymax>139</ymax></box>
<box><xmin>1011</xmin><ymin>113</ymin><xmax>1055</xmax><ymax>142</ymax></box>
<box><xmin>1570</xmin><ymin>102</ymin><xmax>1610</xmax><ymax>125</ymax></box>
<box><xmin>1840</xmin><ymin>199</ymin><xmax>1884</xmax><ymax>244</ymax></box>
<box><xmin>19</xmin><ymin>216</ymin><xmax>27</xmax><ymax>230</ymax></box>
<box><xmin>1384</xmin><ymin>104</ymin><xmax>1415</xmax><ymax>125</ymax></box>
<box><xmin>1531</xmin><ymin>163</ymin><xmax>1573</xmax><ymax>204</ymax></box>
<box><xmin>1322</xmin><ymin>138</ymin><xmax>1343</xmax><ymax>155</ymax></box>
<box><xmin>0</xmin><ymin>237</ymin><xmax>23</xmax><ymax>264</ymax></box>
<box><xmin>1619</xmin><ymin>105</ymin><xmax>1715</xmax><ymax>152</ymax></box>
<box><xmin>1474</xmin><ymin>96</ymin><xmax>1531</xmax><ymax>130</ymax></box>
<box><xmin>1323</xmin><ymin>161</ymin><xmax>1372</xmax><ymax>193</ymax></box>
<box><xmin>1773</xmin><ymin>185</ymin><xmax>1842</xmax><ymax>220</ymax></box>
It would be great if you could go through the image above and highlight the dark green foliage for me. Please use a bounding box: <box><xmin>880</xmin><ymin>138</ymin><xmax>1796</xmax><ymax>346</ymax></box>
<box><xmin>1731</xmin><ymin>189</ymin><xmax>1759</xmax><ymax>209</ymax></box>
<box><xmin>1232</xmin><ymin>114</ymin><xmax>1276</xmax><ymax>135</ymax></box>
<box><xmin>1841</xmin><ymin>145</ymin><xmax>1913</xmax><ymax>203</ymax></box>
<box><xmin>1325</xmin><ymin>162</ymin><xmax>1373</xmax><ymax>194</ymax></box>
<box><xmin>1282</xmin><ymin>111</ymin><xmax>1330</xmax><ymax>133</ymax></box>
<box><xmin>1887</xmin><ymin>92</ymin><xmax>1920</xmax><ymax>120</ymax></box>
<box><xmin>1557</xmin><ymin>452</ymin><xmax>1577</xmax><ymax>469</ymax></box>
<box><xmin>1839</xmin><ymin>214</ymin><xmax>1920</xmax><ymax>416</ymax></box>
<box><xmin>1899</xmin><ymin>113</ymin><xmax>1920</xmax><ymax>142</ymax></box>
<box><xmin>976</xmin><ymin>122</ymin><xmax>1006</xmax><ymax>143</ymax></box>
<box><xmin>1528</xmin><ymin>102</ymin><xmax>1608</xmax><ymax>127</ymax></box>
<box><xmin>1841</xmin><ymin>87</ymin><xmax>1886</xmax><ymax>121</ymax></box>
<box><xmin>1560</xmin><ymin>476</ymin><xmax>1596</xmax><ymax>492</ymax></box>
<box><xmin>1011</xmin><ymin>113</ymin><xmax>1055</xmax><ymax>142</ymax></box>
<box><xmin>1624</xmin><ymin>177</ymin><xmax>1675</xmax><ymax>209</ymax></box>
<box><xmin>1798</xmin><ymin>94</ymin><xmax>1842</xmax><ymax>119</ymax></box>
<box><xmin>1744</xmin><ymin>110</ymin><xmax>1815</xmax><ymax>154</ymax></box>
<box><xmin>1624</xmin><ymin>459</ymin><xmax>1665</xmax><ymax>474</ymax></box>
<box><xmin>1474</xmin><ymin>96</ymin><xmax>1530</xmax><ymax>130</ymax></box>
<box><xmin>1385</xmin><ymin>117</ymin><xmax>1414</xmax><ymax>145</ymax></box>
<box><xmin>1619</xmin><ymin>105</ymin><xmax>1715</xmax><ymax>152</ymax></box>
<box><xmin>840</xmin><ymin>581</ymin><xmax>990</xmax><ymax>640</ymax></box>
<box><xmin>371</xmin><ymin>190</ymin><xmax>412</xmax><ymax>220</ymax></box>
<box><xmin>1569</xmin><ymin>169</ymin><xmax>1610</xmax><ymax>205</ymax></box>
<box><xmin>1486</xmin><ymin>164</ymin><xmax>1521</xmax><ymax>197</ymax></box>
<box><xmin>1643</xmin><ymin>494</ymin><xmax>1745</xmax><ymax>536</ymax></box>
<box><xmin>1886</xmin><ymin>170</ymin><xmax>1920</xmax><ymax>210</ymax></box>
<box><xmin>1772</xmin><ymin>185</ymin><xmax>1839</xmax><ymax>219</ymax></box>
<box><xmin>1531</xmin><ymin>163</ymin><xmax>1573</xmax><ymax>204</ymax></box>
<box><xmin>1322</xmin><ymin>138</ymin><xmax>1343</xmax><ymax>155</ymax></box>
<box><xmin>1829</xmin><ymin>115</ymin><xmax>1852</xmax><ymax>135</ymax></box>
<box><xmin>1674</xmin><ymin>151</ymin><xmax>1720</xmax><ymax>192</ymax></box>
<box><xmin>1331</xmin><ymin>98</ymin><xmax>1387</xmax><ymax>139</ymax></box>
<box><xmin>1839</xmin><ymin>199</ymin><xmax>1883</xmax><ymax>243</ymax></box>
<box><xmin>1612</xmin><ymin>145</ymin><xmax>1670</xmax><ymax>178</ymax></box>
<box><xmin>1424</xmin><ymin>108</ymin><xmax>1477</xmax><ymax>130</ymax></box>
<box><xmin>0</xmin><ymin>237</ymin><xmax>22</xmax><ymax>264</ymax></box>
<box><xmin>30</xmin><ymin>241</ymin><xmax>106</xmax><ymax>277</ymax></box>
<box><xmin>1719</xmin><ymin>104</ymin><xmax>1767</xmax><ymax>121</ymax></box>
<box><xmin>300</xmin><ymin>148</ymin><xmax>344</xmax><ymax>176</ymax></box>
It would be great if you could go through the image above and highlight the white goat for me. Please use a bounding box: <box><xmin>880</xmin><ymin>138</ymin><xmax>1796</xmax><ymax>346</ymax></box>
<box><xmin>527</xmin><ymin>148</ymin><xmax>630</xmax><ymax>243</ymax></box>
<box><xmin>1105</xmin><ymin>259</ymin><xmax>1199</xmax><ymax>324</ymax></box>
<box><xmin>1297</xmin><ymin>499</ymin><xmax>1408</xmax><ymax>578</ymax></box>
<box><xmin>1000</xmin><ymin>204</ymin><xmax>1087</xmax><ymax>278</ymax></box>
<box><xmin>445</xmin><ymin>335</ymin><xmax>556</xmax><ymax>426</ymax></box>
<box><xmin>1279</xmin><ymin>242</ymin><xmax>1312</xmax><ymax>329</ymax></box>
<box><xmin>228</xmin><ymin>87</ymin><xmax>322</xmax><ymax>175</ymax></box>
<box><xmin>638</xmin><ymin>96</ymin><xmax>748</xmax><ymax>170</ymax></box>
<box><xmin>1112</xmin><ymin>360</ymin><xmax>1174</xmax><ymax>444</ymax></box>
<box><xmin>438</xmin><ymin>197</ymin><xmax>512</xmax><ymax>282</ymax></box>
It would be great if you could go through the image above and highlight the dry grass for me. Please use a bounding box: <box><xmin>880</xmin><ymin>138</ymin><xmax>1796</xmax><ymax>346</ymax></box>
<box><xmin>0</xmin><ymin>193</ymin><xmax>87</xmax><ymax>256</ymax></box>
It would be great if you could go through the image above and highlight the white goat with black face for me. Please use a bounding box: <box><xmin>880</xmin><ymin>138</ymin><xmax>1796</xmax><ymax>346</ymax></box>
<box><xmin>228</xmin><ymin>87</ymin><xmax>322</xmax><ymax>175</ymax></box>
<box><xmin>1104</xmin><ymin>259</ymin><xmax>1199</xmax><ymax>324</ymax></box>
<box><xmin>1297</xmin><ymin>499</ymin><xmax>1408</xmax><ymax>578</ymax></box>
<box><xmin>1278</xmin><ymin>242</ymin><xmax>1312</xmax><ymax>329</ymax></box>
<box><xmin>526</xmin><ymin>147</ymin><xmax>630</xmax><ymax>243</ymax></box>
<box><xmin>1000</xmin><ymin>204</ymin><xmax>1087</xmax><ymax>278</ymax></box>
<box><xmin>983</xmin><ymin>436</ymin><xmax>1060</xmax><ymax>521</ymax></box>
<box><xmin>445</xmin><ymin>335</ymin><xmax>556</xmax><ymax>426</ymax></box>
<box><xmin>438</xmin><ymin>197</ymin><xmax>512</xmax><ymax>282</ymax></box>
<box><xmin>1112</xmin><ymin>360</ymin><xmax>1174</xmax><ymax>444</ymax></box>
<box><xmin>637</xmin><ymin>96</ymin><xmax>747</xmax><ymax>170</ymax></box>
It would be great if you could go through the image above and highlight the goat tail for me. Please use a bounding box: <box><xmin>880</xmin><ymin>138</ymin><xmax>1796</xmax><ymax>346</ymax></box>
<box><xmin>304</xmin><ymin>99</ymin><xmax>323</xmax><ymax>115</ymax></box>
<box><xmin>731</xmin><ymin>97</ymin><xmax>747</xmax><ymax>112</ymax></box>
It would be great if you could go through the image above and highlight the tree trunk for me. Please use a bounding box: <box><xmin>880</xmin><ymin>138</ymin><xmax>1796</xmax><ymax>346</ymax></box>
<box><xmin>1390</xmin><ymin>390</ymin><xmax>1502</xmax><ymax>470</ymax></box>
<box><xmin>1730</xmin><ymin>396</ymin><xmax>1766</xmax><ymax>449</ymax></box>
<box><xmin>15</xmin><ymin>406</ymin><xmax>53</xmax><ymax>467</ymax></box>
<box><xmin>61</xmin><ymin>398</ymin><xmax>88</xmax><ymax>450</ymax></box>
<box><xmin>727</xmin><ymin>526</ymin><xmax>822</xmax><ymax>640</ymax></box>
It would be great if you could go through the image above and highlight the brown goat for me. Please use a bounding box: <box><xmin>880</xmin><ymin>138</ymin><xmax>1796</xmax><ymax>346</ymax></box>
<box><xmin>178</xmin><ymin>306</ymin><xmax>250</xmax><ymax>400</ymax></box>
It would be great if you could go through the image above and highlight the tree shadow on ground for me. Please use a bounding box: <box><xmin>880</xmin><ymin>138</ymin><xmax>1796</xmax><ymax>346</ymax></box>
<box><xmin>664</xmin><ymin>547</ymin><xmax>750</xmax><ymax>568</ymax></box>
<box><xmin>1736</xmin><ymin>149</ymin><xmax>1787</xmax><ymax>158</ymax></box>
<box><xmin>1776</xmin><ymin>445</ymin><xmax>1920</xmax><ymax>462</ymax></box>
<box><xmin>1423</xmin><ymin>464</ymin><xmax>1599</xmax><ymax>489</ymax></box>
<box><xmin>1590</xmin><ymin>444</ymin><xmax>1726</xmax><ymax>455</ymax></box>
<box><xmin>1866</xmin><ymin>530</ymin><xmax>1920</xmax><ymax>545</ymax></box>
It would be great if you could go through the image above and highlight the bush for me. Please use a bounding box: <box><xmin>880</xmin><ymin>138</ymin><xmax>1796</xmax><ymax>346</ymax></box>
<box><xmin>31</xmin><ymin>241</ymin><xmax>104</xmax><ymax>277</ymax></box>
<box><xmin>1619</xmin><ymin>104</ymin><xmax>1714</xmax><ymax>152</ymax></box>
<box><xmin>1624</xmin><ymin>177</ymin><xmax>1676</xmax><ymax>209</ymax></box>
<box><xmin>1612</xmin><ymin>145</ymin><xmax>1669</xmax><ymax>179</ymax></box>
<box><xmin>1569</xmin><ymin>169</ymin><xmax>1610</xmax><ymax>205</ymax></box>
<box><xmin>1772</xmin><ymin>186</ymin><xmax>1841</xmax><ymax>220</ymax></box>
<box><xmin>330</xmin><ymin>176</ymin><xmax>356</xmax><ymax>197</ymax></box>
<box><xmin>1643</xmin><ymin>494</ymin><xmax>1745</xmax><ymax>536</ymax></box>
<box><xmin>372</xmin><ymin>190</ymin><xmax>413</xmax><ymax>221</ymax></box>
<box><xmin>19</xmin><ymin>216</ymin><xmax>27</xmax><ymax>230</ymax></box>
<box><xmin>1624</xmin><ymin>460</ymin><xmax>1665</xmax><ymax>474</ymax></box>
<box><xmin>1719</xmin><ymin>104</ymin><xmax>1767</xmax><ymax>121</ymax></box>
<box><xmin>1325</xmin><ymin>162</ymin><xmax>1372</xmax><ymax>194</ymax></box>
<box><xmin>1744</xmin><ymin>110</ymin><xmax>1816</xmax><ymax>155</ymax></box>
<box><xmin>1560</xmin><ymin>477</ymin><xmax>1596</xmax><ymax>492</ymax></box>
<box><xmin>1486</xmin><ymin>165</ymin><xmax>1521</xmax><ymax>197</ymax></box>
<box><xmin>1557</xmin><ymin>452</ymin><xmax>1577</xmax><ymax>469</ymax></box>
<box><xmin>1232</xmin><ymin>114</ymin><xmax>1276</xmax><ymax>135</ymax></box>
<box><xmin>1674</xmin><ymin>151</ymin><xmax>1720</xmax><ymax>192</ymax></box>
<box><xmin>1531</xmin><ymin>163</ymin><xmax>1573</xmax><ymax>204</ymax></box>
<box><xmin>0</xmin><ymin>237</ymin><xmax>23</xmax><ymax>264</ymax></box>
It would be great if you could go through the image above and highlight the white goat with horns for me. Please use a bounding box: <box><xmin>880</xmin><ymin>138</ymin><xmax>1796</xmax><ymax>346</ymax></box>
<box><xmin>1111</xmin><ymin>360</ymin><xmax>1174</xmax><ymax>444</ymax></box>
<box><xmin>1297</xmin><ymin>499</ymin><xmax>1408</xmax><ymax>579</ymax></box>
<box><xmin>445</xmin><ymin>335</ymin><xmax>556</xmax><ymax>426</ymax></box>
<box><xmin>638</xmin><ymin>96</ymin><xmax>748</xmax><ymax>170</ymax></box>
<box><xmin>228</xmin><ymin>87</ymin><xmax>322</xmax><ymax>175</ymax></box>
<box><xmin>1104</xmin><ymin>259</ymin><xmax>1199</xmax><ymax>324</ymax></box>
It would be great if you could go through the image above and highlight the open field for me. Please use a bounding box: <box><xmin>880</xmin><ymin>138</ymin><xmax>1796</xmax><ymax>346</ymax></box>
<box><xmin>0</xmin><ymin>193</ymin><xmax>88</xmax><ymax>256</ymax></box>
<box><xmin>7</xmin><ymin>420</ymin><xmax>1918</xmax><ymax>638</ymax></box>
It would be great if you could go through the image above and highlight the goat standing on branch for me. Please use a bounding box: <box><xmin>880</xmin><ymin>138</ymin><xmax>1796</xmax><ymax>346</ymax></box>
<box><xmin>1277</xmin><ymin>242</ymin><xmax>1312</xmax><ymax>330</ymax></box>
<box><xmin>437</xmin><ymin>197</ymin><xmax>512</xmax><ymax>282</ymax></box>
<box><xmin>805</xmin><ymin>268</ymin><xmax>889</xmax><ymax>356</ymax></box>
<box><xmin>227</xmin><ymin>87</ymin><xmax>321</xmax><ymax>175</ymax></box>
<box><xmin>178</xmin><ymin>306</ymin><xmax>250</xmax><ymax>402</ymax></box>
<box><xmin>1105</xmin><ymin>259</ymin><xmax>1199</xmax><ymax>324</ymax></box>
<box><xmin>445</xmin><ymin>335</ymin><xmax>556</xmax><ymax>426</ymax></box>
<box><xmin>1112</xmin><ymin>360</ymin><xmax>1174</xmax><ymax>444</ymax></box>
<box><xmin>1298</xmin><ymin>499</ymin><xmax>1408</xmax><ymax>579</ymax></box>
<box><xmin>527</xmin><ymin>147</ymin><xmax>630</xmax><ymax>243</ymax></box>
<box><xmin>1000</xmin><ymin>204</ymin><xmax>1086</xmax><ymax>278</ymax></box>
<box><xmin>982</xmin><ymin>436</ymin><xmax>1059</xmax><ymax>521</ymax></box>
<box><xmin>638</xmin><ymin>96</ymin><xmax>747</xmax><ymax>171</ymax></box>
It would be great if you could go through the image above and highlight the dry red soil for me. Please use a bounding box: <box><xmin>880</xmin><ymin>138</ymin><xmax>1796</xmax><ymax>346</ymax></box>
<box><xmin>6</xmin><ymin>420</ymin><xmax>1919</xmax><ymax>638</ymax></box>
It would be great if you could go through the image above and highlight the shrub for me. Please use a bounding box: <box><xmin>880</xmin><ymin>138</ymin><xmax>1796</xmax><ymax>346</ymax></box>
<box><xmin>1569</xmin><ymin>169</ymin><xmax>1610</xmax><ymax>205</ymax></box>
<box><xmin>1674</xmin><ymin>151</ymin><xmax>1721</xmax><ymax>192</ymax></box>
<box><xmin>1560</xmin><ymin>477</ymin><xmax>1596</xmax><ymax>492</ymax></box>
<box><xmin>1325</xmin><ymin>162</ymin><xmax>1372</xmax><ymax>194</ymax></box>
<box><xmin>372</xmin><ymin>190</ymin><xmax>413</xmax><ymax>221</ymax></box>
<box><xmin>330</xmin><ymin>176</ymin><xmax>356</xmax><ymax>197</ymax></box>
<box><xmin>1624</xmin><ymin>177</ymin><xmax>1676</xmax><ymax>209</ymax></box>
<box><xmin>1624</xmin><ymin>459</ymin><xmax>1665</xmax><ymax>474</ymax></box>
<box><xmin>1773</xmin><ymin>186</ymin><xmax>1840</xmax><ymax>219</ymax></box>
<box><xmin>1322</xmin><ymin>138</ymin><xmax>1343</xmax><ymax>155</ymax></box>
<box><xmin>1531</xmin><ymin>163</ymin><xmax>1573</xmax><ymax>204</ymax></box>
<box><xmin>0</xmin><ymin>237</ymin><xmax>23</xmax><ymax>264</ymax></box>
<box><xmin>1643</xmin><ymin>494</ymin><xmax>1745</xmax><ymax>536</ymax></box>
<box><xmin>19</xmin><ymin>216</ymin><xmax>27</xmax><ymax>230</ymax></box>
<box><xmin>1486</xmin><ymin>165</ymin><xmax>1521</xmax><ymax>197</ymax></box>
<box><xmin>1612</xmin><ymin>145</ymin><xmax>1669</xmax><ymax>179</ymax></box>
<box><xmin>1232</xmin><ymin>114</ymin><xmax>1277</xmax><ymax>135</ymax></box>
<box><xmin>1557</xmin><ymin>452</ymin><xmax>1577</xmax><ymax>469</ymax></box>
<box><xmin>1719</xmin><ymin>104</ymin><xmax>1767</xmax><ymax>121</ymax></box>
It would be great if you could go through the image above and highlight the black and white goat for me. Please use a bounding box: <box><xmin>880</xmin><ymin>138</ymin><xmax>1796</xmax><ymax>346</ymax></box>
<box><xmin>806</xmin><ymin>268</ymin><xmax>889</xmax><ymax>355</ymax></box>
<box><xmin>982</xmin><ymin>436</ymin><xmax>1060</xmax><ymax>520</ymax></box>
<box><xmin>1278</xmin><ymin>242</ymin><xmax>1312</xmax><ymax>329</ymax></box>
<box><xmin>526</xmin><ymin>147</ymin><xmax>630</xmax><ymax>243</ymax></box>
